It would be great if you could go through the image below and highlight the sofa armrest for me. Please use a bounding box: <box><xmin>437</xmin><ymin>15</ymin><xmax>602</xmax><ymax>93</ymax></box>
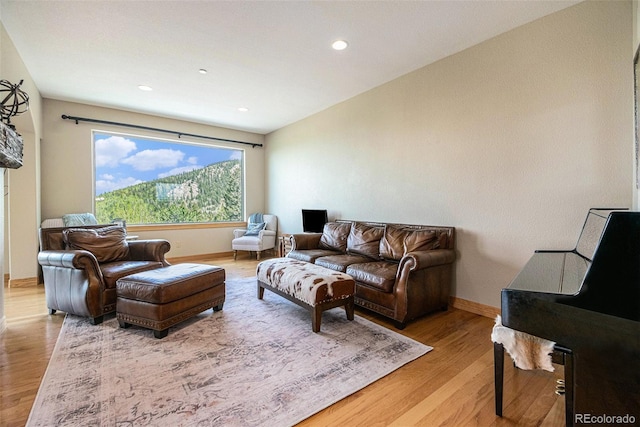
<box><xmin>290</xmin><ymin>233</ymin><xmax>322</xmax><ymax>250</ymax></box>
<box><xmin>401</xmin><ymin>249</ymin><xmax>456</xmax><ymax>271</ymax></box>
<box><xmin>392</xmin><ymin>248</ymin><xmax>456</xmax><ymax>326</ymax></box>
<box><xmin>233</xmin><ymin>228</ymin><xmax>247</xmax><ymax>238</ymax></box>
<box><xmin>127</xmin><ymin>239</ymin><xmax>171</xmax><ymax>265</ymax></box>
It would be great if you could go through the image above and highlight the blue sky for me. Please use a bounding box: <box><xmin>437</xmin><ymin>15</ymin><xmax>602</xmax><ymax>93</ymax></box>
<box><xmin>94</xmin><ymin>132</ymin><xmax>243</xmax><ymax>195</ymax></box>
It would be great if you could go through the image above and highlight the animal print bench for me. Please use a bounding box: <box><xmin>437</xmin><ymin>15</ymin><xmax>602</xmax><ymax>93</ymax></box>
<box><xmin>256</xmin><ymin>257</ymin><xmax>355</xmax><ymax>332</ymax></box>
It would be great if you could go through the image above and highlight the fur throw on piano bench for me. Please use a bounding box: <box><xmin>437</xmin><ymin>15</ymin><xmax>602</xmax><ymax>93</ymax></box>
<box><xmin>491</xmin><ymin>315</ymin><xmax>555</xmax><ymax>372</ymax></box>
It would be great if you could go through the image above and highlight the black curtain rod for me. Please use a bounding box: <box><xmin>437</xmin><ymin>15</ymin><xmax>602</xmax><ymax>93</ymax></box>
<box><xmin>61</xmin><ymin>114</ymin><xmax>263</xmax><ymax>148</ymax></box>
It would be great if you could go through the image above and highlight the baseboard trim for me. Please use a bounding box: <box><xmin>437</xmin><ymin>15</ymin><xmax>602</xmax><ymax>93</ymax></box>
<box><xmin>450</xmin><ymin>296</ymin><xmax>499</xmax><ymax>319</ymax></box>
<box><xmin>8</xmin><ymin>277</ymin><xmax>38</xmax><ymax>288</ymax></box>
<box><xmin>167</xmin><ymin>251</ymin><xmax>235</xmax><ymax>264</ymax></box>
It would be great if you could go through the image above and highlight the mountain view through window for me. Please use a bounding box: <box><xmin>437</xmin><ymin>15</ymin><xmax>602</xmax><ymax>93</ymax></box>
<box><xmin>93</xmin><ymin>131</ymin><xmax>244</xmax><ymax>225</ymax></box>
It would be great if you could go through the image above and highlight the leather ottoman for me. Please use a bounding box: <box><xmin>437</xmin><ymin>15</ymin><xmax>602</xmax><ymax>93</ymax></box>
<box><xmin>116</xmin><ymin>263</ymin><xmax>225</xmax><ymax>338</ymax></box>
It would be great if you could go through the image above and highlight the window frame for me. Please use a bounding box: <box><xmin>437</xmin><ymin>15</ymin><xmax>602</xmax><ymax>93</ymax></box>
<box><xmin>92</xmin><ymin>129</ymin><xmax>246</xmax><ymax>228</ymax></box>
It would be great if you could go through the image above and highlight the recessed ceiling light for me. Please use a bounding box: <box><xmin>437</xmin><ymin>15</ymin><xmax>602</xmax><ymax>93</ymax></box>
<box><xmin>198</xmin><ymin>69</ymin><xmax>207</xmax><ymax>74</ymax></box>
<box><xmin>138</xmin><ymin>85</ymin><xmax>153</xmax><ymax>91</ymax></box>
<box><xmin>332</xmin><ymin>40</ymin><xmax>348</xmax><ymax>51</ymax></box>
<box><xmin>237</xmin><ymin>107</ymin><xmax>249</xmax><ymax>112</ymax></box>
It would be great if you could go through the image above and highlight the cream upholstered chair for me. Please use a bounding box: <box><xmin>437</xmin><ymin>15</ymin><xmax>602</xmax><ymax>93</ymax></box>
<box><xmin>232</xmin><ymin>214</ymin><xmax>278</xmax><ymax>260</ymax></box>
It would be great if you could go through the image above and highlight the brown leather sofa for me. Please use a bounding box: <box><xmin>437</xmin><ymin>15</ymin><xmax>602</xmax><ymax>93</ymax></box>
<box><xmin>287</xmin><ymin>220</ymin><xmax>456</xmax><ymax>328</ymax></box>
<box><xmin>38</xmin><ymin>224</ymin><xmax>171</xmax><ymax>324</ymax></box>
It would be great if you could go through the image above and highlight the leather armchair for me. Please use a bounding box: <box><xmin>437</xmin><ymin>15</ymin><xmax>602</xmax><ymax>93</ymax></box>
<box><xmin>38</xmin><ymin>224</ymin><xmax>171</xmax><ymax>324</ymax></box>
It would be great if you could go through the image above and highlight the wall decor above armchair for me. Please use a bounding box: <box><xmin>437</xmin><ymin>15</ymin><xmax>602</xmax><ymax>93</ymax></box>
<box><xmin>0</xmin><ymin>79</ymin><xmax>29</xmax><ymax>169</ymax></box>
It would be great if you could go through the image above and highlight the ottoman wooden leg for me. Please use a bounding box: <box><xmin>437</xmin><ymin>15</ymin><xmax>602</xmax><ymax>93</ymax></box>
<box><xmin>118</xmin><ymin>319</ymin><xmax>131</xmax><ymax>329</ymax></box>
<box><xmin>257</xmin><ymin>283</ymin><xmax>265</xmax><ymax>299</ymax></box>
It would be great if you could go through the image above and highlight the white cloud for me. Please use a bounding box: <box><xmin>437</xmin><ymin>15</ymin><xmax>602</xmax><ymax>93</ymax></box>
<box><xmin>121</xmin><ymin>149</ymin><xmax>185</xmax><ymax>171</ymax></box>
<box><xmin>95</xmin><ymin>136</ymin><xmax>137</xmax><ymax>167</ymax></box>
<box><xmin>158</xmin><ymin>165</ymin><xmax>203</xmax><ymax>178</ymax></box>
<box><xmin>187</xmin><ymin>156</ymin><xmax>198</xmax><ymax>164</ymax></box>
<box><xmin>100</xmin><ymin>173</ymin><xmax>114</xmax><ymax>180</ymax></box>
<box><xmin>229</xmin><ymin>151</ymin><xmax>242</xmax><ymax>161</ymax></box>
<box><xmin>96</xmin><ymin>176</ymin><xmax>142</xmax><ymax>194</ymax></box>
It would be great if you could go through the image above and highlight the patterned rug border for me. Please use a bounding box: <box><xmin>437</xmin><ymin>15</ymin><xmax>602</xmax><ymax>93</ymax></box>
<box><xmin>28</xmin><ymin>277</ymin><xmax>433</xmax><ymax>426</ymax></box>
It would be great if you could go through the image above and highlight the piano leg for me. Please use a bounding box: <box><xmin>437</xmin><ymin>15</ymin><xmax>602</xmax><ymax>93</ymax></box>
<box><xmin>560</xmin><ymin>347</ymin><xmax>574</xmax><ymax>427</ymax></box>
<box><xmin>494</xmin><ymin>341</ymin><xmax>504</xmax><ymax>416</ymax></box>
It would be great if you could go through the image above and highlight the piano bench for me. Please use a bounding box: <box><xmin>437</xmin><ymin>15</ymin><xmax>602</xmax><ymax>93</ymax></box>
<box><xmin>494</xmin><ymin>342</ymin><xmax>574</xmax><ymax>426</ymax></box>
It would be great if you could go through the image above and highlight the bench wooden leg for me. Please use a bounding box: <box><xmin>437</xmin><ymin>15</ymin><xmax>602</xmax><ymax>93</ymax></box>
<box><xmin>345</xmin><ymin>296</ymin><xmax>355</xmax><ymax>321</ymax></box>
<box><xmin>257</xmin><ymin>283</ymin><xmax>265</xmax><ymax>299</ymax></box>
<box><xmin>312</xmin><ymin>306</ymin><xmax>322</xmax><ymax>333</ymax></box>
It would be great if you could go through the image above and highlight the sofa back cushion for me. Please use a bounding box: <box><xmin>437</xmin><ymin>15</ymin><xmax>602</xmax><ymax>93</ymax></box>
<box><xmin>347</xmin><ymin>223</ymin><xmax>384</xmax><ymax>260</ymax></box>
<box><xmin>63</xmin><ymin>225</ymin><xmax>130</xmax><ymax>263</ymax></box>
<box><xmin>380</xmin><ymin>225</ymin><xmax>441</xmax><ymax>261</ymax></box>
<box><xmin>319</xmin><ymin>222</ymin><xmax>351</xmax><ymax>252</ymax></box>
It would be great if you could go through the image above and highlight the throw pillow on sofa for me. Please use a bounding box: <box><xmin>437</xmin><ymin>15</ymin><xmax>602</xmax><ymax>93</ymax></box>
<box><xmin>319</xmin><ymin>222</ymin><xmax>351</xmax><ymax>252</ymax></box>
<box><xmin>347</xmin><ymin>222</ymin><xmax>384</xmax><ymax>259</ymax></box>
<box><xmin>379</xmin><ymin>225</ymin><xmax>440</xmax><ymax>261</ymax></box>
<box><xmin>403</xmin><ymin>228</ymin><xmax>440</xmax><ymax>253</ymax></box>
<box><xmin>379</xmin><ymin>225</ymin><xmax>408</xmax><ymax>261</ymax></box>
<box><xmin>63</xmin><ymin>225</ymin><xmax>130</xmax><ymax>263</ymax></box>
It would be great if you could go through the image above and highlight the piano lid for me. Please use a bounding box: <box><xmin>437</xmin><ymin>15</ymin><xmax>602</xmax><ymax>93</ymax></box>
<box><xmin>507</xmin><ymin>252</ymin><xmax>588</xmax><ymax>295</ymax></box>
<box><xmin>506</xmin><ymin>208</ymin><xmax>623</xmax><ymax>296</ymax></box>
<box><xmin>504</xmin><ymin>208</ymin><xmax>639</xmax><ymax>322</ymax></box>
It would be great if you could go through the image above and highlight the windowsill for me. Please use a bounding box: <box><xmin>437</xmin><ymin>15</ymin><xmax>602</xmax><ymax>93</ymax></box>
<box><xmin>127</xmin><ymin>222</ymin><xmax>246</xmax><ymax>233</ymax></box>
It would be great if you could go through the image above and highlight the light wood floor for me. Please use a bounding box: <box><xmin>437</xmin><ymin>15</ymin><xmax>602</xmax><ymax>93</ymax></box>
<box><xmin>0</xmin><ymin>254</ymin><xmax>565</xmax><ymax>426</ymax></box>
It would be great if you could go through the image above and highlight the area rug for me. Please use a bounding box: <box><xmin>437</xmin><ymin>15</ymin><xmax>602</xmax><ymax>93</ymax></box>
<box><xmin>27</xmin><ymin>277</ymin><xmax>432</xmax><ymax>427</ymax></box>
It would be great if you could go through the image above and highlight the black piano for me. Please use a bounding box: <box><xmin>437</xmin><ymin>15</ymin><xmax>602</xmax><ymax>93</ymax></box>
<box><xmin>495</xmin><ymin>208</ymin><xmax>640</xmax><ymax>426</ymax></box>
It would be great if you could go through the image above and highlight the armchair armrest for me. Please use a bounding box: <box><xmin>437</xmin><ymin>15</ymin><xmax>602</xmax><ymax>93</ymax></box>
<box><xmin>290</xmin><ymin>233</ymin><xmax>322</xmax><ymax>250</ymax></box>
<box><xmin>127</xmin><ymin>239</ymin><xmax>171</xmax><ymax>265</ymax></box>
<box><xmin>38</xmin><ymin>249</ymin><xmax>103</xmax><ymax>276</ymax></box>
<box><xmin>233</xmin><ymin>228</ymin><xmax>247</xmax><ymax>238</ymax></box>
<box><xmin>37</xmin><ymin>249</ymin><xmax>105</xmax><ymax>319</ymax></box>
<box><xmin>259</xmin><ymin>229</ymin><xmax>276</xmax><ymax>238</ymax></box>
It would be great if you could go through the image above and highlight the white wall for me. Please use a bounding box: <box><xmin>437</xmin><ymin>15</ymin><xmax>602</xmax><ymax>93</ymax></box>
<box><xmin>41</xmin><ymin>99</ymin><xmax>265</xmax><ymax>258</ymax></box>
<box><xmin>0</xmin><ymin>21</ymin><xmax>43</xmax><ymax>328</ymax></box>
<box><xmin>265</xmin><ymin>1</ymin><xmax>633</xmax><ymax>309</ymax></box>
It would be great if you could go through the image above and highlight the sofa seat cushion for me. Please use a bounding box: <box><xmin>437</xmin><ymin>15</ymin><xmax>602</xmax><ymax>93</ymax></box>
<box><xmin>287</xmin><ymin>249</ymin><xmax>339</xmax><ymax>263</ymax></box>
<box><xmin>315</xmin><ymin>254</ymin><xmax>371</xmax><ymax>272</ymax></box>
<box><xmin>101</xmin><ymin>260</ymin><xmax>165</xmax><ymax>289</ymax></box>
<box><xmin>346</xmin><ymin>261</ymin><xmax>398</xmax><ymax>293</ymax></box>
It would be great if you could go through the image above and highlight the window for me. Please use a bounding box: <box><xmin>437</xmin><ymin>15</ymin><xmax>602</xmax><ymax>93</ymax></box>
<box><xmin>93</xmin><ymin>131</ymin><xmax>244</xmax><ymax>225</ymax></box>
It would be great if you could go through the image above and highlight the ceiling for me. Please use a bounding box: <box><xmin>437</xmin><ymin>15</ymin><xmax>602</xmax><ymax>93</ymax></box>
<box><xmin>1</xmin><ymin>1</ymin><xmax>581</xmax><ymax>135</ymax></box>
